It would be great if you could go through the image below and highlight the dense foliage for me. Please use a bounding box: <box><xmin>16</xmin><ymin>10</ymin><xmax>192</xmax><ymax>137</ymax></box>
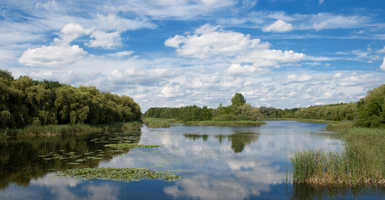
<box><xmin>145</xmin><ymin>84</ymin><xmax>385</xmax><ymax>128</ymax></box>
<box><xmin>144</xmin><ymin>93</ymin><xmax>358</xmax><ymax>122</ymax></box>
<box><xmin>144</xmin><ymin>105</ymin><xmax>212</xmax><ymax>121</ymax></box>
<box><xmin>231</xmin><ymin>93</ymin><xmax>246</xmax><ymax>106</ymax></box>
<box><xmin>144</xmin><ymin>94</ymin><xmax>263</xmax><ymax>121</ymax></box>
<box><xmin>0</xmin><ymin>70</ymin><xmax>141</xmax><ymax>129</ymax></box>
<box><xmin>294</xmin><ymin>103</ymin><xmax>357</xmax><ymax>121</ymax></box>
<box><xmin>355</xmin><ymin>84</ymin><xmax>385</xmax><ymax>128</ymax></box>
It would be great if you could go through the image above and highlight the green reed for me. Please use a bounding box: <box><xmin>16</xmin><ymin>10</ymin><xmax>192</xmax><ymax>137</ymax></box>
<box><xmin>292</xmin><ymin>126</ymin><xmax>385</xmax><ymax>185</ymax></box>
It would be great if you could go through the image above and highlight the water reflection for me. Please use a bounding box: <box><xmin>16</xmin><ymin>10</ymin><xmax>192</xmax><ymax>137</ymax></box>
<box><xmin>184</xmin><ymin>131</ymin><xmax>259</xmax><ymax>153</ymax></box>
<box><xmin>0</xmin><ymin>121</ymin><xmax>384</xmax><ymax>199</ymax></box>
<box><xmin>0</xmin><ymin>130</ymin><xmax>141</xmax><ymax>189</ymax></box>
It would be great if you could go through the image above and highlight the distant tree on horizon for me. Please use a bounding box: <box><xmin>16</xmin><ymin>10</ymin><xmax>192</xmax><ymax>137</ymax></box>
<box><xmin>231</xmin><ymin>93</ymin><xmax>246</xmax><ymax>107</ymax></box>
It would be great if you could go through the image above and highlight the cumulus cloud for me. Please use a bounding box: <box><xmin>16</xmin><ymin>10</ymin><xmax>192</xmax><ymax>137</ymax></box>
<box><xmin>18</xmin><ymin>23</ymin><xmax>89</xmax><ymax>67</ymax></box>
<box><xmin>262</xmin><ymin>20</ymin><xmax>293</xmax><ymax>32</ymax></box>
<box><xmin>165</xmin><ymin>24</ymin><xmax>305</xmax><ymax>70</ymax></box>
<box><xmin>18</xmin><ymin>16</ymin><xmax>149</xmax><ymax>66</ymax></box>
<box><xmin>380</xmin><ymin>57</ymin><xmax>385</xmax><ymax>71</ymax></box>
<box><xmin>58</xmin><ymin>23</ymin><xmax>90</xmax><ymax>44</ymax></box>
<box><xmin>19</xmin><ymin>45</ymin><xmax>86</xmax><ymax>66</ymax></box>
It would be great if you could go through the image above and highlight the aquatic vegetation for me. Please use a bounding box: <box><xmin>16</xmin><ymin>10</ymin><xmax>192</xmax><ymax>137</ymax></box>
<box><xmin>104</xmin><ymin>143</ymin><xmax>160</xmax><ymax>150</ymax></box>
<box><xmin>10</xmin><ymin>124</ymin><xmax>104</xmax><ymax>137</ymax></box>
<box><xmin>59</xmin><ymin>168</ymin><xmax>180</xmax><ymax>182</ymax></box>
<box><xmin>292</xmin><ymin>126</ymin><xmax>385</xmax><ymax>185</ymax></box>
<box><xmin>183</xmin><ymin>120</ymin><xmax>266</xmax><ymax>127</ymax></box>
<box><xmin>143</xmin><ymin>118</ymin><xmax>178</xmax><ymax>128</ymax></box>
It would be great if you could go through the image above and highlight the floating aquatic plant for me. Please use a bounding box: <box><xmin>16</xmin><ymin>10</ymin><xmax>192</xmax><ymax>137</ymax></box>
<box><xmin>59</xmin><ymin>168</ymin><xmax>180</xmax><ymax>182</ymax></box>
<box><xmin>104</xmin><ymin>143</ymin><xmax>160</xmax><ymax>150</ymax></box>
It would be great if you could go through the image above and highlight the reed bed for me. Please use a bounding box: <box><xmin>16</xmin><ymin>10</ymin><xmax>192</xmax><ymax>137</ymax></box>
<box><xmin>292</xmin><ymin>127</ymin><xmax>385</xmax><ymax>185</ymax></box>
<box><xmin>6</xmin><ymin>122</ymin><xmax>142</xmax><ymax>137</ymax></box>
<box><xmin>11</xmin><ymin>124</ymin><xmax>103</xmax><ymax>137</ymax></box>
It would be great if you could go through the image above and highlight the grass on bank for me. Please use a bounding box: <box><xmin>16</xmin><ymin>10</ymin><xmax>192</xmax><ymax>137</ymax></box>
<box><xmin>183</xmin><ymin>120</ymin><xmax>266</xmax><ymax>127</ymax></box>
<box><xmin>59</xmin><ymin>168</ymin><xmax>180</xmax><ymax>182</ymax></box>
<box><xmin>5</xmin><ymin>121</ymin><xmax>142</xmax><ymax>137</ymax></box>
<box><xmin>143</xmin><ymin>118</ymin><xmax>179</xmax><ymax>128</ymax></box>
<box><xmin>265</xmin><ymin>118</ymin><xmax>338</xmax><ymax>124</ymax></box>
<box><xmin>292</xmin><ymin>121</ymin><xmax>385</xmax><ymax>185</ymax></box>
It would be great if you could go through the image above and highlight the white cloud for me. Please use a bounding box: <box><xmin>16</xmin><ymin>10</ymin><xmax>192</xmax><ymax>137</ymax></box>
<box><xmin>19</xmin><ymin>44</ymin><xmax>86</xmax><ymax>66</ymax></box>
<box><xmin>165</xmin><ymin>24</ymin><xmax>305</xmax><ymax>69</ymax></box>
<box><xmin>377</xmin><ymin>47</ymin><xmax>385</xmax><ymax>53</ymax></box>
<box><xmin>109</xmin><ymin>0</ymin><xmax>237</xmax><ymax>19</ymax></box>
<box><xmin>226</xmin><ymin>64</ymin><xmax>264</xmax><ymax>74</ymax></box>
<box><xmin>161</xmin><ymin>85</ymin><xmax>183</xmax><ymax>97</ymax></box>
<box><xmin>380</xmin><ymin>57</ymin><xmax>385</xmax><ymax>71</ymax></box>
<box><xmin>262</xmin><ymin>20</ymin><xmax>293</xmax><ymax>32</ymax></box>
<box><xmin>288</xmin><ymin>74</ymin><xmax>312</xmax><ymax>82</ymax></box>
<box><xmin>311</xmin><ymin>13</ymin><xmax>368</xmax><ymax>31</ymax></box>
<box><xmin>165</xmin><ymin>24</ymin><xmax>270</xmax><ymax>59</ymax></box>
<box><xmin>58</xmin><ymin>23</ymin><xmax>90</xmax><ymax>44</ymax></box>
<box><xmin>94</xmin><ymin>14</ymin><xmax>156</xmax><ymax>32</ymax></box>
<box><xmin>319</xmin><ymin>0</ymin><xmax>325</xmax><ymax>5</ymax></box>
<box><xmin>219</xmin><ymin>11</ymin><xmax>371</xmax><ymax>32</ymax></box>
<box><xmin>88</xmin><ymin>31</ymin><xmax>121</xmax><ymax>49</ymax></box>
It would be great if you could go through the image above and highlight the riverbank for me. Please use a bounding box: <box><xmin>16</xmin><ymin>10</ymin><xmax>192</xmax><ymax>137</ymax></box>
<box><xmin>143</xmin><ymin>118</ymin><xmax>179</xmax><ymax>128</ymax></box>
<box><xmin>2</xmin><ymin>122</ymin><xmax>142</xmax><ymax>138</ymax></box>
<box><xmin>265</xmin><ymin>118</ymin><xmax>338</xmax><ymax>124</ymax></box>
<box><xmin>143</xmin><ymin>117</ymin><xmax>266</xmax><ymax>128</ymax></box>
<box><xmin>292</xmin><ymin>121</ymin><xmax>385</xmax><ymax>185</ymax></box>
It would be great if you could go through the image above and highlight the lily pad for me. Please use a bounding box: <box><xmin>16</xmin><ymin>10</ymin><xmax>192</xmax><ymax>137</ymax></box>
<box><xmin>59</xmin><ymin>168</ymin><xmax>180</xmax><ymax>182</ymax></box>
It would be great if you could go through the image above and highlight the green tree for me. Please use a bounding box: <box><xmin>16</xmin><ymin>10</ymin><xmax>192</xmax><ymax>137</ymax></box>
<box><xmin>355</xmin><ymin>84</ymin><xmax>385</xmax><ymax>127</ymax></box>
<box><xmin>231</xmin><ymin>93</ymin><xmax>246</xmax><ymax>107</ymax></box>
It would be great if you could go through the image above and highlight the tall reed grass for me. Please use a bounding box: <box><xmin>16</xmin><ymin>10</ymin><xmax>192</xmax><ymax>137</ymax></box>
<box><xmin>292</xmin><ymin>126</ymin><xmax>385</xmax><ymax>185</ymax></box>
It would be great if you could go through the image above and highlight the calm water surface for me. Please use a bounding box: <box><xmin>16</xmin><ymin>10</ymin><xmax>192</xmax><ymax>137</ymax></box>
<box><xmin>0</xmin><ymin>121</ymin><xmax>384</xmax><ymax>200</ymax></box>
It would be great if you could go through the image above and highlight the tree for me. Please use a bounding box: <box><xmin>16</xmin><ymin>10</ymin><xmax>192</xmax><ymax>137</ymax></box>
<box><xmin>355</xmin><ymin>84</ymin><xmax>385</xmax><ymax>127</ymax></box>
<box><xmin>231</xmin><ymin>93</ymin><xmax>246</xmax><ymax>107</ymax></box>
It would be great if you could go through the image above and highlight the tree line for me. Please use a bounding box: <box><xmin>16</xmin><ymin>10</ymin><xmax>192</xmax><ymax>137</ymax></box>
<box><xmin>145</xmin><ymin>86</ymin><xmax>385</xmax><ymax>128</ymax></box>
<box><xmin>0</xmin><ymin>70</ymin><xmax>141</xmax><ymax>129</ymax></box>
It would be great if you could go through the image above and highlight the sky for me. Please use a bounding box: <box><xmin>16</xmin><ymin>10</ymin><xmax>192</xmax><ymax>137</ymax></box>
<box><xmin>1</xmin><ymin>0</ymin><xmax>385</xmax><ymax>111</ymax></box>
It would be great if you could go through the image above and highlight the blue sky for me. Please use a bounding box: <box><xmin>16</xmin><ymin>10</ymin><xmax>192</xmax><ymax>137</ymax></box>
<box><xmin>1</xmin><ymin>0</ymin><xmax>385</xmax><ymax>110</ymax></box>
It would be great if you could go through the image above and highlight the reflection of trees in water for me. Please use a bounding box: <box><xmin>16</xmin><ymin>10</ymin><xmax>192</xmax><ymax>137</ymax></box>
<box><xmin>183</xmin><ymin>133</ymin><xmax>208</xmax><ymax>141</ymax></box>
<box><xmin>291</xmin><ymin>183</ymin><xmax>385</xmax><ymax>200</ymax></box>
<box><xmin>216</xmin><ymin>132</ymin><xmax>259</xmax><ymax>153</ymax></box>
<box><xmin>183</xmin><ymin>132</ymin><xmax>259</xmax><ymax>153</ymax></box>
<box><xmin>0</xmin><ymin>131</ymin><xmax>141</xmax><ymax>189</ymax></box>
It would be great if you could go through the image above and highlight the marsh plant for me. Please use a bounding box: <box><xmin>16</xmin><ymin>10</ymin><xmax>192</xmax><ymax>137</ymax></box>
<box><xmin>59</xmin><ymin>168</ymin><xmax>180</xmax><ymax>182</ymax></box>
<box><xmin>292</xmin><ymin>127</ymin><xmax>385</xmax><ymax>185</ymax></box>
